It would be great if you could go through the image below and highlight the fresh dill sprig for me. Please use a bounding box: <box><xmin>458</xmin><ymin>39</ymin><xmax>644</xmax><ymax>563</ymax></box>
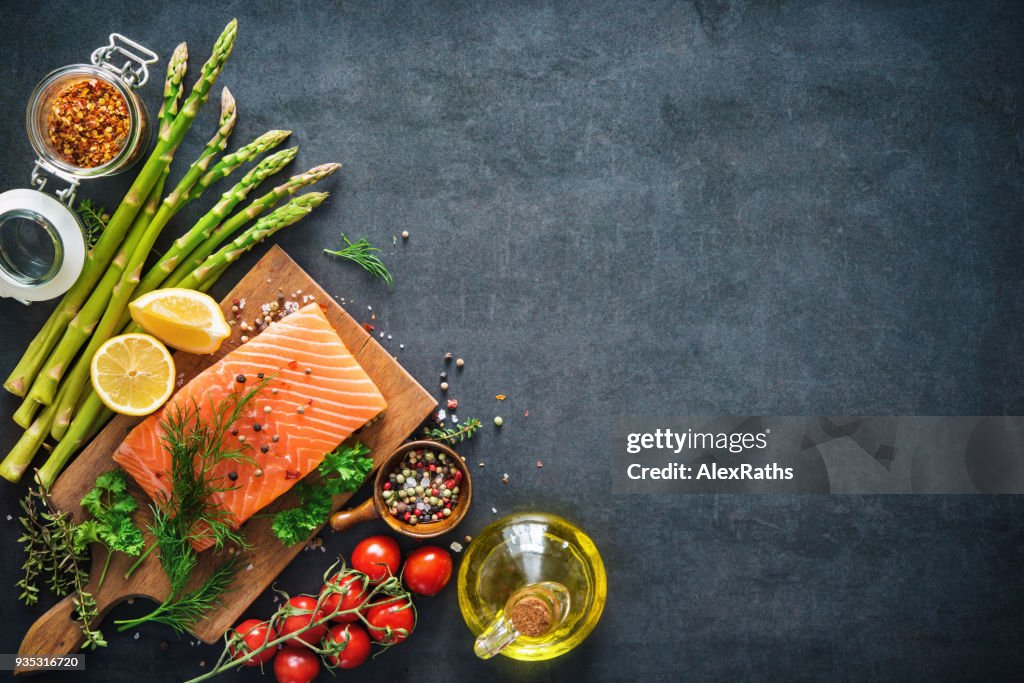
<box><xmin>114</xmin><ymin>380</ymin><xmax>268</xmax><ymax>634</ymax></box>
<box><xmin>75</xmin><ymin>198</ymin><xmax>109</xmax><ymax>249</ymax></box>
<box><xmin>323</xmin><ymin>234</ymin><xmax>394</xmax><ymax>286</ymax></box>
<box><xmin>424</xmin><ymin>417</ymin><xmax>482</xmax><ymax>444</ymax></box>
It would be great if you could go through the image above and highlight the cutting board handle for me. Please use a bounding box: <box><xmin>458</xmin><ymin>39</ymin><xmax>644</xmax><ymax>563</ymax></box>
<box><xmin>16</xmin><ymin>545</ymin><xmax>165</xmax><ymax>675</ymax></box>
<box><xmin>16</xmin><ymin>594</ymin><xmax>87</xmax><ymax>674</ymax></box>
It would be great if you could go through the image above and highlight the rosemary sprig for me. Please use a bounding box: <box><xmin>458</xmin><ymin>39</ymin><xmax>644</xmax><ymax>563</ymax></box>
<box><xmin>114</xmin><ymin>381</ymin><xmax>267</xmax><ymax>634</ymax></box>
<box><xmin>423</xmin><ymin>417</ymin><xmax>481</xmax><ymax>444</ymax></box>
<box><xmin>75</xmin><ymin>198</ymin><xmax>109</xmax><ymax>249</ymax></box>
<box><xmin>323</xmin><ymin>234</ymin><xmax>394</xmax><ymax>286</ymax></box>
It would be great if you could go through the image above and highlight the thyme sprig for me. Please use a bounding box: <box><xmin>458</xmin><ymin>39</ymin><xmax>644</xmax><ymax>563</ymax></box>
<box><xmin>17</xmin><ymin>484</ymin><xmax>105</xmax><ymax>648</ymax></box>
<box><xmin>323</xmin><ymin>234</ymin><xmax>394</xmax><ymax>286</ymax></box>
<box><xmin>424</xmin><ymin>417</ymin><xmax>481</xmax><ymax>444</ymax></box>
<box><xmin>114</xmin><ymin>380</ymin><xmax>268</xmax><ymax>634</ymax></box>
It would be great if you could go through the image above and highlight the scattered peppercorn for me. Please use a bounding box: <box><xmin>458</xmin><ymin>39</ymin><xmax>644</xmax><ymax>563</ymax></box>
<box><xmin>456</xmin><ymin>358</ymin><xmax>465</xmax><ymax>368</ymax></box>
<box><xmin>228</xmin><ymin>472</ymin><xmax>238</xmax><ymax>481</ymax></box>
<box><xmin>304</xmin><ymin>368</ymin><xmax>312</xmax><ymax>375</ymax></box>
<box><xmin>263</xmin><ymin>405</ymin><xmax>272</xmax><ymax>414</ymax></box>
<box><xmin>272</xmin><ymin>435</ymin><xmax>280</xmax><ymax>443</ymax></box>
<box><xmin>444</xmin><ymin>352</ymin><xmax>453</xmax><ymax>363</ymax></box>
<box><xmin>253</xmin><ymin>423</ymin><xmax>262</xmax><ymax>432</ymax></box>
<box><xmin>440</xmin><ymin>382</ymin><xmax>449</xmax><ymax>391</ymax></box>
<box><xmin>494</xmin><ymin>416</ymin><xmax>504</xmax><ymax>426</ymax></box>
<box><xmin>402</xmin><ymin>230</ymin><xmax>410</xmax><ymax>239</ymax></box>
<box><xmin>236</xmin><ymin>374</ymin><xmax>246</xmax><ymax>384</ymax></box>
<box><xmin>260</xmin><ymin>445</ymin><xmax>269</xmax><ymax>454</ymax></box>
<box><xmin>440</xmin><ymin>371</ymin><xmax>448</xmax><ymax>380</ymax></box>
<box><xmin>297</xmin><ymin>407</ymin><xmax>306</xmax><ymax>414</ymax></box>
<box><xmin>257</xmin><ymin>373</ymin><xmax>264</xmax><ymax>379</ymax></box>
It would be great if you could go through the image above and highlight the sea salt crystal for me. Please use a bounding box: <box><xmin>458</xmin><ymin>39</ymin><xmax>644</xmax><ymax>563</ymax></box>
<box><xmin>451</xmin><ymin>415</ymin><xmax>459</xmax><ymax>423</ymax></box>
<box><xmin>399</xmin><ymin>344</ymin><xmax>405</xmax><ymax>349</ymax></box>
<box><xmin>437</xmin><ymin>409</ymin><xmax>446</xmax><ymax>421</ymax></box>
<box><xmin>491</xmin><ymin>507</ymin><xmax>498</xmax><ymax>514</ymax></box>
<box><xmin>246</xmin><ymin>563</ymin><xmax>254</xmax><ymax>571</ymax></box>
<box><xmin>449</xmin><ymin>541</ymin><xmax>463</xmax><ymax>553</ymax></box>
<box><xmin>387</xmin><ymin>334</ymin><xmax>392</xmax><ymax>340</ymax></box>
<box><xmin>134</xmin><ymin>633</ymin><xmax>140</xmax><ymax>640</ymax></box>
<box><xmin>5</xmin><ymin>514</ymin><xmax>11</xmax><ymax>521</ymax></box>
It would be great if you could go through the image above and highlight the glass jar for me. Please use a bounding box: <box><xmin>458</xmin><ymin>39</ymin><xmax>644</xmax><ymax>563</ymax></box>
<box><xmin>26</xmin><ymin>63</ymin><xmax>149</xmax><ymax>177</ymax></box>
<box><xmin>0</xmin><ymin>34</ymin><xmax>157</xmax><ymax>304</ymax></box>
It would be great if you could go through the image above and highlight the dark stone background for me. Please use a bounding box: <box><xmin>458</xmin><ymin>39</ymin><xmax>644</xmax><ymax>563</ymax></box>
<box><xmin>1</xmin><ymin>1</ymin><xmax>1023</xmax><ymax>680</ymax></box>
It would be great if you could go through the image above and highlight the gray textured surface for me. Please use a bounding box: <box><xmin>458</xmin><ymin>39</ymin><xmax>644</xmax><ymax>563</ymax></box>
<box><xmin>1</xmin><ymin>1</ymin><xmax>1023</xmax><ymax>681</ymax></box>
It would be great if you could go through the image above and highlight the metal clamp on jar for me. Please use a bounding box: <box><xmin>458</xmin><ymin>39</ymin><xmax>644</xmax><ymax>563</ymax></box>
<box><xmin>0</xmin><ymin>34</ymin><xmax>157</xmax><ymax>304</ymax></box>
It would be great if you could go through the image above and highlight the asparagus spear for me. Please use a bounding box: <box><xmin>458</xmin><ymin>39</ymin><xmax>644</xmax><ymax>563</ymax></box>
<box><xmin>3</xmin><ymin>21</ymin><xmax>235</xmax><ymax>397</ymax></box>
<box><xmin>11</xmin><ymin>398</ymin><xmax>39</xmax><ymax>430</ymax></box>
<box><xmin>165</xmin><ymin>163</ymin><xmax>341</xmax><ymax>286</ymax></box>
<box><xmin>2</xmin><ymin>42</ymin><xmax>189</xmax><ymax>399</ymax></box>
<box><xmin>134</xmin><ymin>146</ymin><xmax>299</xmax><ymax>297</ymax></box>
<box><xmin>176</xmin><ymin>193</ymin><xmax>328</xmax><ymax>290</ymax></box>
<box><xmin>0</xmin><ymin>392</ymin><xmax>63</xmax><ymax>483</ymax></box>
<box><xmin>48</xmin><ymin>174</ymin><xmax>169</xmax><ymax>440</ymax></box>
<box><xmin>36</xmin><ymin>194</ymin><xmax>329</xmax><ymax>488</ymax></box>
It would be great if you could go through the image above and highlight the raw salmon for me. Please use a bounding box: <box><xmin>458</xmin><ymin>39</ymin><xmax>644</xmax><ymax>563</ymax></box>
<box><xmin>113</xmin><ymin>303</ymin><xmax>386</xmax><ymax>549</ymax></box>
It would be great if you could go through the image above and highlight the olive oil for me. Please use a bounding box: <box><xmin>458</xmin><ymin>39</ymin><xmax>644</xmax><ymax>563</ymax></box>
<box><xmin>457</xmin><ymin>512</ymin><xmax>606</xmax><ymax>661</ymax></box>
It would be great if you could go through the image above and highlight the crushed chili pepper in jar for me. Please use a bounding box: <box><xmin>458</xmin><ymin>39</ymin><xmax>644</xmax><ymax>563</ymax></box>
<box><xmin>47</xmin><ymin>78</ymin><xmax>130</xmax><ymax>168</ymax></box>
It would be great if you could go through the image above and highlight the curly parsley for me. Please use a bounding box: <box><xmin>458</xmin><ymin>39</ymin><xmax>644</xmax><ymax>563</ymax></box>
<box><xmin>272</xmin><ymin>441</ymin><xmax>373</xmax><ymax>546</ymax></box>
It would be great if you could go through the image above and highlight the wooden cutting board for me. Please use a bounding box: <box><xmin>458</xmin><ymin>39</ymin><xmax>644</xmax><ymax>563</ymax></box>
<box><xmin>17</xmin><ymin>246</ymin><xmax>435</xmax><ymax>665</ymax></box>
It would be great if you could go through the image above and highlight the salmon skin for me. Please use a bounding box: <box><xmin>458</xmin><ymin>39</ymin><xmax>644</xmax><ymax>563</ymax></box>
<box><xmin>113</xmin><ymin>303</ymin><xmax>386</xmax><ymax>550</ymax></box>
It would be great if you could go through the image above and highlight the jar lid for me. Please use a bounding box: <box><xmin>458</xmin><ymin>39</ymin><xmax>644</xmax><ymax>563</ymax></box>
<box><xmin>0</xmin><ymin>188</ymin><xmax>85</xmax><ymax>303</ymax></box>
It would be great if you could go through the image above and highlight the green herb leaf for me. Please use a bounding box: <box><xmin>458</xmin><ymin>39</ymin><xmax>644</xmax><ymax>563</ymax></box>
<box><xmin>323</xmin><ymin>234</ymin><xmax>394</xmax><ymax>286</ymax></box>
<box><xmin>272</xmin><ymin>441</ymin><xmax>373</xmax><ymax>546</ymax></box>
<box><xmin>75</xmin><ymin>198</ymin><xmax>108</xmax><ymax>249</ymax></box>
<box><xmin>424</xmin><ymin>418</ymin><xmax>481</xmax><ymax>444</ymax></box>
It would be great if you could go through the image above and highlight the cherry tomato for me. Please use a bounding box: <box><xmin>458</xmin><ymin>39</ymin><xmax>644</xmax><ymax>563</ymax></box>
<box><xmin>320</xmin><ymin>572</ymin><xmax>371</xmax><ymax>622</ymax></box>
<box><xmin>366</xmin><ymin>599</ymin><xmax>416</xmax><ymax>644</ymax></box>
<box><xmin>278</xmin><ymin>595</ymin><xmax>328</xmax><ymax>646</ymax></box>
<box><xmin>351</xmin><ymin>535</ymin><xmax>401</xmax><ymax>583</ymax></box>
<box><xmin>273</xmin><ymin>646</ymin><xmax>320</xmax><ymax>683</ymax></box>
<box><xmin>229</xmin><ymin>619</ymin><xmax>277</xmax><ymax>667</ymax></box>
<box><xmin>325</xmin><ymin>623</ymin><xmax>371</xmax><ymax>669</ymax></box>
<box><xmin>402</xmin><ymin>546</ymin><xmax>453</xmax><ymax>596</ymax></box>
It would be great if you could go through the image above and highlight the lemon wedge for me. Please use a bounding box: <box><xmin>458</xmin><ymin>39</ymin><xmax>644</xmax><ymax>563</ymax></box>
<box><xmin>91</xmin><ymin>333</ymin><xmax>176</xmax><ymax>416</ymax></box>
<box><xmin>129</xmin><ymin>288</ymin><xmax>230</xmax><ymax>354</ymax></box>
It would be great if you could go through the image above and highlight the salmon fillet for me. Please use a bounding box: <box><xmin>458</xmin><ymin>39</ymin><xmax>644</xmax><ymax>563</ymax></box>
<box><xmin>113</xmin><ymin>303</ymin><xmax>386</xmax><ymax>550</ymax></box>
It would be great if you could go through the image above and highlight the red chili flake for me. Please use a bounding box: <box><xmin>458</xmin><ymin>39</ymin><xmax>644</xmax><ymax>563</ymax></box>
<box><xmin>362</xmin><ymin>322</ymin><xmax>375</xmax><ymax>333</ymax></box>
<box><xmin>447</xmin><ymin>398</ymin><xmax>459</xmax><ymax>410</ymax></box>
<box><xmin>536</xmin><ymin>460</ymin><xmax>544</xmax><ymax>468</ymax></box>
<box><xmin>287</xmin><ymin>360</ymin><xmax>298</xmax><ymax>369</ymax></box>
<box><xmin>285</xmin><ymin>469</ymin><xmax>301</xmax><ymax>480</ymax></box>
<box><xmin>47</xmin><ymin>78</ymin><xmax>131</xmax><ymax>168</ymax></box>
<box><xmin>307</xmin><ymin>398</ymin><xmax>314</xmax><ymax>405</ymax></box>
<box><xmin>524</xmin><ymin>410</ymin><xmax>529</xmax><ymax>417</ymax></box>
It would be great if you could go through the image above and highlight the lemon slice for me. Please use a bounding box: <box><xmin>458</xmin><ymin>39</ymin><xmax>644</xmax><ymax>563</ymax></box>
<box><xmin>129</xmin><ymin>288</ymin><xmax>231</xmax><ymax>354</ymax></box>
<box><xmin>91</xmin><ymin>333</ymin><xmax>176</xmax><ymax>416</ymax></box>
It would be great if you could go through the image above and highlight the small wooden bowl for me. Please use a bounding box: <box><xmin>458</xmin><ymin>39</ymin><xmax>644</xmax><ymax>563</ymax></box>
<box><xmin>330</xmin><ymin>440</ymin><xmax>472</xmax><ymax>539</ymax></box>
